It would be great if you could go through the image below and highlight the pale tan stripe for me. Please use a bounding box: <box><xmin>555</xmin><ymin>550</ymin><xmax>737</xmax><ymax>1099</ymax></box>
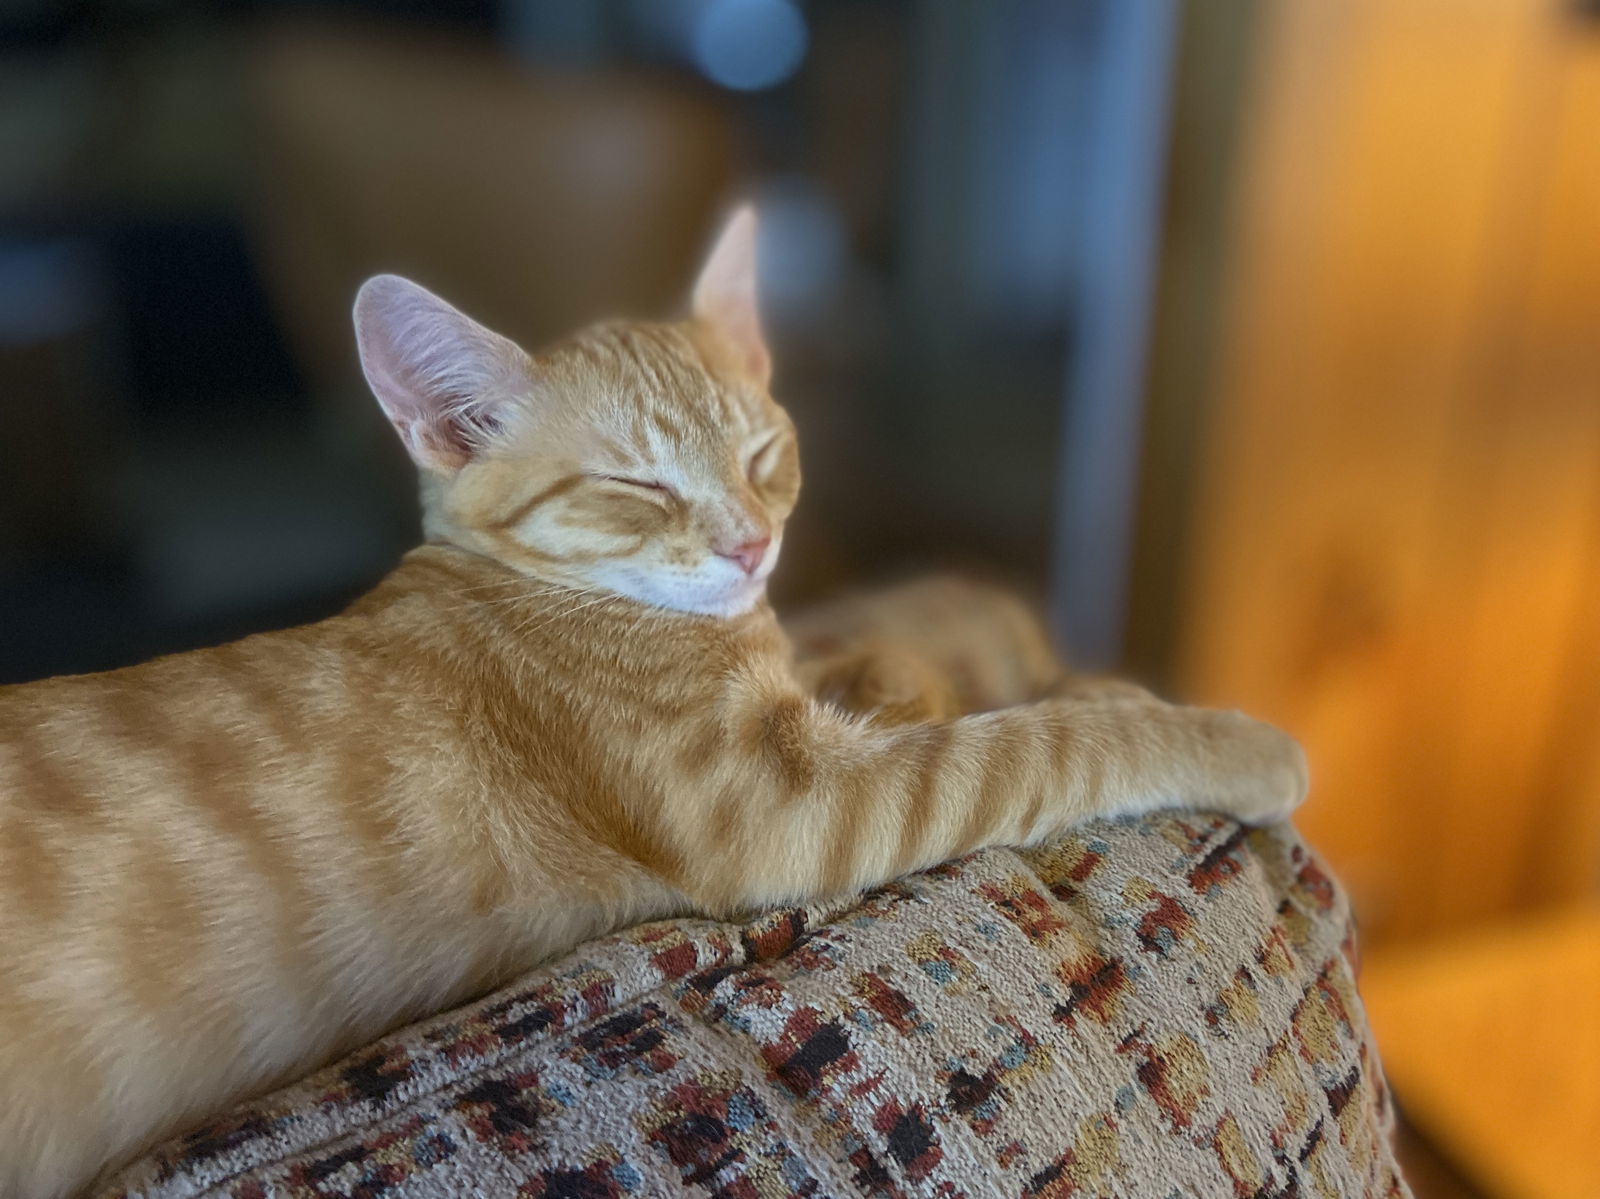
<box><xmin>954</xmin><ymin>719</ymin><xmax>1027</xmax><ymax>853</ymax></box>
<box><xmin>820</xmin><ymin>756</ymin><xmax>876</xmax><ymax>896</ymax></box>
<box><xmin>201</xmin><ymin>643</ymin><xmax>306</xmax><ymax>748</ymax></box>
<box><xmin>1048</xmin><ymin>708</ymin><xmax>1102</xmax><ymax>820</ymax></box>
<box><xmin>1013</xmin><ymin>722</ymin><xmax>1049</xmax><ymax>842</ymax></box>
<box><xmin>112</xmin><ymin>684</ymin><xmax>326</xmax><ymax>999</ymax></box>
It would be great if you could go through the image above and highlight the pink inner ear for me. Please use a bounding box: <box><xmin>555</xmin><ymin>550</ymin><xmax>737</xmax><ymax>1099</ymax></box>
<box><xmin>395</xmin><ymin>416</ymin><xmax>473</xmax><ymax>471</ymax></box>
<box><xmin>353</xmin><ymin>274</ymin><xmax>529</xmax><ymax>472</ymax></box>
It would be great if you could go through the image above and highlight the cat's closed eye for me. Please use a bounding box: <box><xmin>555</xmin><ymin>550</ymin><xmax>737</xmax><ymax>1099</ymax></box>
<box><xmin>594</xmin><ymin>474</ymin><xmax>675</xmax><ymax>497</ymax></box>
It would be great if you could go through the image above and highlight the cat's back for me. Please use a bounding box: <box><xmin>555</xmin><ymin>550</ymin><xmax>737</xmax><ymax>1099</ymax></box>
<box><xmin>0</xmin><ymin>545</ymin><xmax>778</xmax><ymax>1197</ymax></box>
<box><xmin>0</xmin><ymin>544</ymin><xmax>497</xmax><ymax>802</ymax></box>
<box><xmin>0</xmin><ymin>597</ymin><xmax>386</xmax><ymax>826</ymax></box>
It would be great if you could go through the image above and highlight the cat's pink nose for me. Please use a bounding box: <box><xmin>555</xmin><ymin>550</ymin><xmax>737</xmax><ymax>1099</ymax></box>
<box><xmin>719</xmin><ymin>537</ymin><xmax>770</xmax><ymax>576</ymax></box>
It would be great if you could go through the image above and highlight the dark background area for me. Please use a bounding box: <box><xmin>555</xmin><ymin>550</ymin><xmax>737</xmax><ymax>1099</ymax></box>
<box><xmin>2</xmin><ymin>0</ymin><xmax>1160</xmax><ymax>685</ymax></box>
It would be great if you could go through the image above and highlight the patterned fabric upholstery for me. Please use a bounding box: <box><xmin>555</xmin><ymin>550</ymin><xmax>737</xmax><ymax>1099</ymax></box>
<box><xmin>101</xmin><ymin>815</ymin><xmax>1409</xmax><ymax>1198</ymax></box>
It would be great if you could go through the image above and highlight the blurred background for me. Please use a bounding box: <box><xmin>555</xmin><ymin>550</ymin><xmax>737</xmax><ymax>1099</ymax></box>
<box><xmin>1</xmin><ymin>1</ymin><xmax>1596</xmax><ymax>1193</ymax></box>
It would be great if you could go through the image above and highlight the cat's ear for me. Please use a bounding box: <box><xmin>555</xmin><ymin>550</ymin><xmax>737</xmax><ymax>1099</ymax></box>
<box><xmin>353</xmin><ymin>275</ymin><xmax>533</xmax><ymax>472</ymax></box>
<box><xmin>691</xmin><ymin>205</ymin><xmax>770</xmax><ymax>387</ymax></box>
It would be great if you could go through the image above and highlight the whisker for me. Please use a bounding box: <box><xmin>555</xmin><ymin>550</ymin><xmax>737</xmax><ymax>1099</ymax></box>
<box><xmin>503</xmin><ymin>589</ymin><xmax>604</xmax><ymax>632</ymax></box>
<box><xmin>444</xmin><ymin>577</ymin><xmax>571</xmax><ymax>598</ymax></box>
<box><xmin>514</xmin><ymin>590</ymin><xmax>626</xmax><ymax>639</ymax></box>
<box><xmin>436</xmin><ymin>579</ymin><xmax>602</xmax><ymax>616</ymax></box>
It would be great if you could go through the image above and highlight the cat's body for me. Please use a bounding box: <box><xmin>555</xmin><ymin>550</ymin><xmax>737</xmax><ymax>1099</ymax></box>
<box><xmin>1</xmin><ymin>547</ymin><xmax>707</xmax><ymax>1195</ymax></box>
<box><xmin>0</xmin><ymin>210</ymin><xmax>1306</xmax><ymax>1197</ymax></box>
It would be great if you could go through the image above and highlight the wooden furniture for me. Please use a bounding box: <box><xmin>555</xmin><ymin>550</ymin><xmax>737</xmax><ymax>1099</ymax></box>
<box><xmin>243</xmin><ymin>18</ymin><xmax>736</xmax><ymax>449</ymax></box>
<box><xmin>1363</xmin><ymin>907</ymin><xmax>1600</xmax><ymax>1198</ymax></box>
<box><xmin>1159</xmin><ymin>0</ymin><xmax>1600</xmax><ymax>946</ymax></box>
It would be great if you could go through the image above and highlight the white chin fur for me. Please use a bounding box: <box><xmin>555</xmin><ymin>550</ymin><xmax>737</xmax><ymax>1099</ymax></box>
<box><xmin>589</xmin><ymin>558</ymin><xmax>775</xmax><ymax>618</ymax></box>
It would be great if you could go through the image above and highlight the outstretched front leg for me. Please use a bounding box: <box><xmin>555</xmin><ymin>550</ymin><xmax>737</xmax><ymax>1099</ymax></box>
<box><xmin>649</xmin><ymin>665</ymin><xmax>1307</xmax><ymax>915</ymax></box>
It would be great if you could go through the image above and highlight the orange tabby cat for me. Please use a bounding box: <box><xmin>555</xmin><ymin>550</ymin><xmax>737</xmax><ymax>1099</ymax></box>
<box><xmin>0</xmin><ymin>208</ymin><xmax>1306</xmax><ymax>1197</ymax></box>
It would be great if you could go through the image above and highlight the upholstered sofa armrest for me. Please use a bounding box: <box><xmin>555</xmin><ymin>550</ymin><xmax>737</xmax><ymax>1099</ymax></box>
<box><xmin>101</xmin><ymin>814</ymin><xmax>1408</xmax><ymax>1198</ymax></box>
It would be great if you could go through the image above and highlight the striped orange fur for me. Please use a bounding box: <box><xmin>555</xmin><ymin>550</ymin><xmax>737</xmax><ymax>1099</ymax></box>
<box><xmin>0</xmin><ymin>208</ymin><xmax>1306</xmax><ymax>1197</ymax></box>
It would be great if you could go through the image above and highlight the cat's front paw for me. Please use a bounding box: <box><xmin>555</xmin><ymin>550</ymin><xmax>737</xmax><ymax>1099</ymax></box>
<box><xmin>1197</xmin><ymin>710</ymin><xmax>1309</xmax><ymax>825</ymax></box>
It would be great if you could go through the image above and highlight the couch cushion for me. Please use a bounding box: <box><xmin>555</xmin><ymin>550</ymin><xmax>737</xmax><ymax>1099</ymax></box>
<box><xmin>101</xmin><ymin>815</ymin><xmax>1409</xmax><ymax>1198</ymax></box>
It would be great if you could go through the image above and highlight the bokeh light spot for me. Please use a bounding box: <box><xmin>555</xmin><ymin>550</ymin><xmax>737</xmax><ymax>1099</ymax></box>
<box><xmin>692</xmin><ymin>0</ymin><xmax>808</xmax><ymax>92</ymax></box>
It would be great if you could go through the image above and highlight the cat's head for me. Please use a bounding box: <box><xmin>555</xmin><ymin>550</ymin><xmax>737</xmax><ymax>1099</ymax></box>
<box><xmin>352</xmin><ymin>207</ymin><xmax>799</xmax><ymax>617</ymax></box>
